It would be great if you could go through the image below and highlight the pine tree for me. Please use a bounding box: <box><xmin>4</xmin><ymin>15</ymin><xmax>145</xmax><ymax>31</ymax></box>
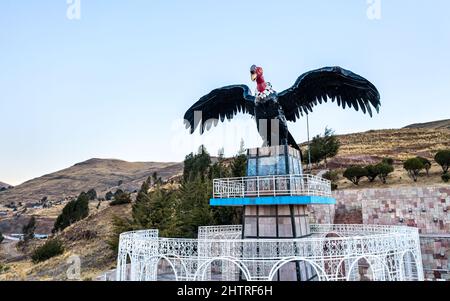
<box><xmin>210</xmin><ymin>161</ymin><xmax>230</xmax><ymax>180</ymax></box>
<box><xmin>105</xmin><ymin>191</ymin><xmax>114</xmax><ymax>201</ymax></box>
<box><xmin>22</xmin><ymin>216</ymin><xmax>36</xmax><ymax>241</ymax></box>
<box><xmin>322</xmin><ymin>127</ymin><xmax>340</xmax><ymax>164</ymax></box>
<box><xmin>183</xmin><ymin>146</ymin><xmax>211</xmax><ymax>181</ymax></box>
<box><xmin>53</xmin><ymin>192</ymin><xmax>90</xmax><ymax>232</ymax></box>
<box><xmin>307</xmin><ymin>127</ymin><xmax>340</xmax><ymax>166</ymax></box>
<box><xmin>109</xmin><ymin>177</ymin><xmax>180</xmax><ymax>253</ymax></box>
<box><xmin>74</xmin><ymin>192</ymin><xmax>89</xmax><ymax>220</ymax></box>
<box><xmin>231</xmin><ymin>154</ymin><xmax>247</xmax><ymax>177</ymax></box>
<box><xmin>212</xmin><ymin>151</ymin><xmax>244</xmax><ymax>226</ymax></box>
<box><xmin>177</xmin><ymin>178</ymin><xmax>213</xmax><ymax>238</ymax></box>
<box><xmin>132</xmin><ymin>177</ymin><xmax>152</xmax><ymax>227</ymax></box>
<box><xmin>108</xmin><ymin>216</ymin><xmax>134</xmax><ymax>254</ymax></box>
<box><xmin>148</xmin><ymin>188</ymin><xmax>178</xmax><ymax>236</ymax></box>
<box><xmin>132</xmin><ymin>176</ymin><xmax>178</xmax><ymax>236</ymax></box>
<box><xmin>86</xmin><ymin>189</ymin><xmax>97</xmax><ymax>200</ymax></box>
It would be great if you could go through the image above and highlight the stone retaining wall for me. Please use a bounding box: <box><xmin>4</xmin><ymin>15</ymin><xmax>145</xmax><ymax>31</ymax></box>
<box><xmin>309</xmin><ymin>186</ymin><xmax>450</xmax><ymax>280</ymax></box>
<box><xmin>420</xmin><ymin>235</ymin><xmax>450</xmax><ymax>281</ymax></box>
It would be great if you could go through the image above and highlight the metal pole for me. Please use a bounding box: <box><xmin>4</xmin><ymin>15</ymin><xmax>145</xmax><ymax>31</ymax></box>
<box><xmin>306</xmin><ymin>114</ymin><xmax>312</xmax><ymax>173</ymax></box>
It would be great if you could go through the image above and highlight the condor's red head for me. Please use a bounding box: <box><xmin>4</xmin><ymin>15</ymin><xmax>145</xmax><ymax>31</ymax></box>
<box><xmin>250</xmin><ymin>65</ymin><xmax>267</xmax><ymax>93</ymax></box>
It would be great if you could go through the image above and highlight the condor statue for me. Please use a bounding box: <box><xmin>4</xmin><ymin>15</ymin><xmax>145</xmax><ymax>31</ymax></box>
<box><xmin>184</xmin><ymin>65</ymin><xmax>380</xmax><ymax>151</ymax></box>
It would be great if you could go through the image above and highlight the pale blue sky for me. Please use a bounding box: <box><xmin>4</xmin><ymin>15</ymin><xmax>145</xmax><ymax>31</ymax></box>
<box><xmin>1</xmin><ymin>0</ymin><xmax>449</xmax><ymax>185</ymax></box>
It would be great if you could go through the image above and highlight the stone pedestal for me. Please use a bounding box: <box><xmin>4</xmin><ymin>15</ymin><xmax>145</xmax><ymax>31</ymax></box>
<box><xmin>243</xmin><ymin>145</ymin><xmax>310</xmax><ymax>238</ymax></box>
<box><xmin>242</xmin><ymin>145</ymin><xmax>316</xmax><ymax>281</ymax></box>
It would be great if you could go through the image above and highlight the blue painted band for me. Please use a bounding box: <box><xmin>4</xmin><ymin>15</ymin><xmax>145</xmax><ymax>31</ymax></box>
<box><xmin>210</xmin><ymin>195</ymin><xmax>336</xmax><ymax>206</ymax></box>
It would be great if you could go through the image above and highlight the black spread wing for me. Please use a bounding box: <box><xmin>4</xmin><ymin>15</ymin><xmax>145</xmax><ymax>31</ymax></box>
<box><xmin>277</xmin><ymin>66</ymin><xmax>381</xmax><ymax>122</ymax></box>
<box><xmin>184</xmin><ymin>85</ymin><xmax>255</xmax><ymax>134</ymax></box>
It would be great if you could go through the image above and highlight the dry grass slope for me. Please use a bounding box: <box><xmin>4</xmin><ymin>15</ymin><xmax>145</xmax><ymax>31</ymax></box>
<box><xmin>0</xmin><ymin>202</ymin><xmax>132</xmax><ymax>280</ymax></box>
<box><xmin>327</xmin><ymin>128</ymin><xmax>450</xmax><ymax>167</ymax></box>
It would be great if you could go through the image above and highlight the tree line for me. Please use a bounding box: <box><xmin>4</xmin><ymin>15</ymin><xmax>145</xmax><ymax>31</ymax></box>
<box><xmin>341</xmin><ymin>150</ymin><xmax>450</xmax><ymax>186</ymax></box>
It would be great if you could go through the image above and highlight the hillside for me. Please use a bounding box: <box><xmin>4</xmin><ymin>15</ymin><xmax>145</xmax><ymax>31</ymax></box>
<box><xmin>0</xmin><ymin>202</ymin><xmax>131</xmax><ymax>280</ymax></box>
<box><xmin>323</xmin><ymin>127</ymin><xmax>450</xmax><ymax>168</ymax></box>
<box><xmin>403</xmin><ymin>119</ymin><xmax>450</xmax><ymax>130</ymax></box>
<box><xmin>0</xmin><ymin>159</ymin><xmax>183</xmax><ymax>206</ymax></box>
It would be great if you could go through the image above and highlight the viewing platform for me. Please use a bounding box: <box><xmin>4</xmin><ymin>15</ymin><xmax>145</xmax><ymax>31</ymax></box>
<box><xmin>210</xmin><ymin>174</ymin><xmax>335</xmax><ymax>206</ymax></box>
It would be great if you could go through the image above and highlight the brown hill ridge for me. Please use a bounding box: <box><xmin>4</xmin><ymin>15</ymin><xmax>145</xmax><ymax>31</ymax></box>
<box><xmin>403</xmin><ymin>119</ymin><xmax>450</xmax><ymax>130</ymax></box>
<box><xmin>325</xmin><ymin>127</ymin><xmax>449</xmax><ymax>168</ymax></box>
<box><xmin>0</xmin><ymin>159</ymin><xmax>183</xmax><ymax>206</ymax></box>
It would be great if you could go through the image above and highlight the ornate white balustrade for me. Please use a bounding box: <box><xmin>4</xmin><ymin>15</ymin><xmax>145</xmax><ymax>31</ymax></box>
<box><xmin>116</xmin><ymin>224</ymin><xmax>424</xmax><ymax>281</ymax></box>
<box><xmin>198</xmin><ymin>225</ymin><xmax>243</xmax><ymax>240</ymax></box>
<box><xmin>212</xmin><ymin>174</ymin><xmax>332</xmax><ymax>199</ymax></box>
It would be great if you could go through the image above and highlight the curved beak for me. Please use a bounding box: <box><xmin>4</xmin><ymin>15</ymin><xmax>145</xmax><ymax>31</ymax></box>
<box><xmin>251</xmin><ymin>72</ymin><xmax>257</xmax><ymax>81</ymax></box>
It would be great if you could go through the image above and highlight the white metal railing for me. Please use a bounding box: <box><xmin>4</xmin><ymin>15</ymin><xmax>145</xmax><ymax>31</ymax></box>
<box><xmin>213</xmin><ymin>174</ymin><xmax>332</xmax><ymax>199</ymax></box>
<box><xmin>115</xmin><ymin>224</ymin><xmax>424</xmax><ymax>281</ymax></box>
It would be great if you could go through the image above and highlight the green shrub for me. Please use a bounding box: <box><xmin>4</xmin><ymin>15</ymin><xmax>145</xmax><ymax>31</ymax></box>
<box><xmin>114</xmin><ymin>189</ymin><xmax>124</xmax><ymax>198</ymax></box>
<box><xmin>31</xmin><ymin>239</ymin><xmax>64</xmax><ymax>263</ymax></box>
<box><xmin>323</xmin><ymin>170</ymin><xmax>339</xmax><ymax>182</ymax></box>
<box><xmin>86</xmin><ymin>189</ymin><xmax>97</xmax><ymax>200</ymax></box>
<box><xmin>343</xmin><ymin>166</ymin><xmax>368</xmax><ymax>185</ymax></box>
<box><xmin>416</xmin><ymin>157</ymin><xmax>431</xmax><ymax>176</ymax></box>
<box><xmin>110</xmin><ymin>190</ymin><xmax>132</xmax><ymax>206</ymax></box>
<box><xmin>403</xmin><ymin>158</ymin><xmax>424</xmax><ymax>182</ymax></box>
<box><xmin>382</xmin><ymin>158</ymin><xmax>394</xmax><ymax>165</ymax></box>
<box><xmin>434</xmin><ymin>150</ymin><xmax>450</xmax><ymax>174</ymax></box>
<box><xmin>0</xmin><ymin>263</ymin><xmax>10</xmax><ymax>274</ymax></box>
<box><xmin>365</xmin><ymin>165</ymin><xmax>380</xmax><ymax>182</ymax></box>
<box><xmin>442</xmin><ymin>173</ymin><xmax>450</xmax><ymax>183</ymax></box>
<box><xmin>375</xmin><ymin>162</ymin><xmax>395</xmax><ymax>184</ymax></box>
<box><xmin>105</xmin><ymin>191</ymin><xmax>114</xmax><ymax>201</ymax></box>
<box><xmin>323</xmin><ymin>171</ymin><xmax>339</xmax><ymax>190</ymax></box>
